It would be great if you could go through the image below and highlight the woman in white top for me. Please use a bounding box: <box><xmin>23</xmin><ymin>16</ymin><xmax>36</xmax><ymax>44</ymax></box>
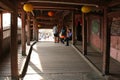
<box><xmin>53</xmin><ymin>24</ymin><xmax>59</xmax><ymax>43</ymax></box>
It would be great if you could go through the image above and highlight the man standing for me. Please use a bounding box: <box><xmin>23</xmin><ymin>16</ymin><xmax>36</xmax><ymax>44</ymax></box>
<box><xmin>53</xmin><ymin>24</ymin><xmax>59</xmax><ymax>43</ymax></box>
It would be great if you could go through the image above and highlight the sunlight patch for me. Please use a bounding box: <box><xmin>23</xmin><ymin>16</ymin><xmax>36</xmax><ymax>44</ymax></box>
<box><xmin>30</xmin><ymin>50</ymin><xmax>43</xmax><ymax>72</ymax></box>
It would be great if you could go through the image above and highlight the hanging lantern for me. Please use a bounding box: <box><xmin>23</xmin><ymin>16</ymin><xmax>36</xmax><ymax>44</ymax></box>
<box><xmin>23</xmin><ymin>3</ymin><xmax>33</xmax><ymax>12</ymax></box>
<box><xmin>38</xmin><ymin>24</ymin><xmax>41</xmax><ymax>28</ymax></box>
<box><xmin>48</xmin><ymin>11</ymin><xmax>54</xmax><ymax>17</ymax></box>
<box><xmin>81</xmin><ymin>6</ymin><xmax>91</xmax><ymax>13</ymax></box>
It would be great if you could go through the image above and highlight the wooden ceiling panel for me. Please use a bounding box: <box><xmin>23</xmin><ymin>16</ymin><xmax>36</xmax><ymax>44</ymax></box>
<box><xmin>18</xmin><ymin>0</ymin><xmax>117</xmax><ymax>29</ymax></box>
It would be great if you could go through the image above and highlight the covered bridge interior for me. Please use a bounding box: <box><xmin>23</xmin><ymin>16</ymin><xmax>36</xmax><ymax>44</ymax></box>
<box><xmin>0</xmin><ymin>0</ymin><xmax>120</xmax><ymax>79</ymax></box>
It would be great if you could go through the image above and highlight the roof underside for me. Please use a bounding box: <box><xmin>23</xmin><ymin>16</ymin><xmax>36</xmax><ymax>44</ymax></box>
<box><xmin>1</xmin><ymin>0</ymin><xmax>120</xmax><ymax>28</ymax></box>
<box><xmin>19</xmin><ymin>0</ymin><xmax>100</xmax><ymax>28</ymax></box>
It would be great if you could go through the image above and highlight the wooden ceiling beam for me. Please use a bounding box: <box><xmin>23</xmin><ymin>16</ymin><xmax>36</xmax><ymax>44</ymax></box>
<box><xmin>108</xmin><ymin>0</ymin><xmax>120</xmax><ymax>7</ymax></box>
<box><xmin>28</xmin><ymin>0</ymin><xmax>98</xmax><ymax>7</ymax></box>
<box><xmin>38</xmin><ymin>25</ymin><xmax>53</xmax><ymax>29</ymax></box>
<box><xmin>38</xmin><ymin>21</ymin><xmax>57</xmax><ymax>25</ymax></box>
<box><xmin>33</xmin><ymin>6</ymin><xmax>77</xmax><ymax>10</ymax></box>
<box><xmin>19</xmin><ymin>0</ymin><xmax>101</xmax><ymax>29</ymax></box>
<box><xmin>108</xmin><ymin>11</ymin><xmax>120</xmax><ymax>18</ymax></box>
<box><xmin>0</xmin><ymin>1</ymin><xmax>14</xmax><ymax>11</ymax></box>
<box><xmin>31</xmin><ymin>22</ymin><xmax>54</xmax><ymax>29</ymax></box>
<box><xmin>36</xmin><ymin>16</ymin><xmax>56</xmax><ymax>20</ymax></box>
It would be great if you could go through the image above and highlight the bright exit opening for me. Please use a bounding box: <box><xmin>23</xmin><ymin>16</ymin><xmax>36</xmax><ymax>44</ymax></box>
<box><xmin>38</xmin><ymin>29</ymin><xmax>54</xmax><ymax>41</ymax></box>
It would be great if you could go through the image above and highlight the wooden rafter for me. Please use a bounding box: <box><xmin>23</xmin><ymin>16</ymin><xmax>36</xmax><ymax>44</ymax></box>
<box><xmin>0</xmin><ymin>0</ymin><xmax>16</xmax><ymax>11</ymax></box>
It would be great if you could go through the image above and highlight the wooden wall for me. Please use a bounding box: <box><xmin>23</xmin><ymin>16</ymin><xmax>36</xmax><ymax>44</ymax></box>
<box><xmin>89</xmin><ymin>15</ymin><xmax>120</xmax><ymax>62</ymax></box>
<box><xmin>1</xmin><ymin>29</ymin><xmax>21</xmax><ymax>58</ymax></box>
<box><xmin>110</xmin><ymin>17</ymin><xmax>120</xmax><ymax>62</ymax></box>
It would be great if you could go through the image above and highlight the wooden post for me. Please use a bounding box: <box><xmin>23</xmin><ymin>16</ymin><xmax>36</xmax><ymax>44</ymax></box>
<box><xmin>33</xmin><ymin>18</ymin><xmax>36</xmax><ymax>40</ymax></box>
<box><xmin>21</xmin><ymin>11</ymin><xmax>26</xmax><ymax>56</ymax></box>
<box><xmin>36</xmin><ymin>26</ymin><xmax>38</xmax><ymax>41</ymax></box>
<box><xmin>0</xmin><ymin>12</ymin><xmax>3</xmax><ymax>56</ymax></box>
<box><xmin>82</xmin><ymin>13</ymin><xmax>87</xmax><ymax>55</ymax></box>
<box><xmin>10</xmin><ymin>10</ymin><xmax>19</xmax><ymax>79</ymax></box>
<box><xmin>72</xmin><ymin>10</ymin><xmax>75</xmax><ymax>45</ymax></box>
<box><xmin>26</xmin><ymin>12</ymin><xmax>31</xmax><ymax>45</ymax></box>
<box><xmin>86</xmin><ymin>15</ymin><xmax>90</xmax><ymax>44</ymax></box>
<box><xmin>102</xmin><ymin>7</ymin><xmax>110</xmax><ymax>75</ymax></box>
<box><xmin>33</xmin><ymin>18</ymin><xmax>38</xmax><ymax>41</ymax></box>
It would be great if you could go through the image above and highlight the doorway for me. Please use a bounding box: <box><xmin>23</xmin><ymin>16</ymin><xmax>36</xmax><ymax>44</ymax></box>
<box><xmin>38</xmin><ymin>29</ymin><xmax>54</xmax><ymax>41</ymax></box>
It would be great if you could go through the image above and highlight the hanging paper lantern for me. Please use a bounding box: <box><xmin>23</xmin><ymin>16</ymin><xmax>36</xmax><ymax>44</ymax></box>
<box><xmin>38</xmin><ymin>24</ymin><xmax>41</xmax><ymax>28</ymax></box>
<box><xmin>48</xmin><ymin>11</ymin><xmax>54</xmax><ymax>17</ymax></box>
<box><xmin>81</xmin><ymin>6</ymin><xmax>91</xmax><ymax>13</ymax></box>
<box><xmin>23</xmin><ymin>3</ymin><xmax>33</xmax><ymax>12</ymax></box>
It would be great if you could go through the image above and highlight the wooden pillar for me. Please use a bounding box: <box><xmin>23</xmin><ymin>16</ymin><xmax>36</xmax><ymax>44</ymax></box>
<box><xmin>26</xmin><ymin>12</ymin><xmax>31</xmax><ymax>45</ymax></box>
<box><xmin>21</xmin><ymin>11</ymin><xmax>26</xmax><ymax>56</ymax></box>
<box><xmin>10</xmin><ymin>10</ymin><xmax>18</xmax><ymax>79</ymax></box>
<box><xmin>33</xmin><ymin>18</ymin><xmax>35</xmax><ymax>40</ymax></box>
<box><xmin>82</xmin><ymin>13</ymin><xmax>87</xmax><ymax>55</ymax></box>
<box><xmin>36</xmin><ymin>26</ymin><xmax>38</xmax><ymax>41</ymax></box>
<box><xmin>33</xmin><ymin>18</ymin><xmax>38</xmax><ymax>41</ymax></box>
<box><xmin>0</xmin><ymin>12</ymin><xmax>3</xmax><ymax>55</ymax></box>
<box><xmin>102</xmin><ymin>7</ymin><xmax>110</xmax><ymax>75</ymax></box>
<box><xmin>72</xmin><ymin>10</ymin><xmax>75</xmax><ymax>45</ymax></box>
<box><xmin>87</xmin><ymin>15</ymin><xmax>90</xmax><ymax>44</ymax></box>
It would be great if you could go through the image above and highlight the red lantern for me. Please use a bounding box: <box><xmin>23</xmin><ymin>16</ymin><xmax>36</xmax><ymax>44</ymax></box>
<box><xmin>48</xmin><ymin>11</ymin><xmax>54</xmax><ymax>17</ymax></box>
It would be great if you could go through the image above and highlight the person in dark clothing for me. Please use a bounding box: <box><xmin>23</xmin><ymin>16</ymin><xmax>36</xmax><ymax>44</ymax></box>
<box><xmin>59</xmin><ymin>26</ymin><xmax>66</xmax><ymax>44</ymax></box>
<box><xmin>77</xmin><ymin>21</ymin><xmax>82</xmax><ymax>41</ymax></box>
<box><xmin>65</xmin><ymin>29</ymin><xmax>72</xmax><ymax>46</ymax></box>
